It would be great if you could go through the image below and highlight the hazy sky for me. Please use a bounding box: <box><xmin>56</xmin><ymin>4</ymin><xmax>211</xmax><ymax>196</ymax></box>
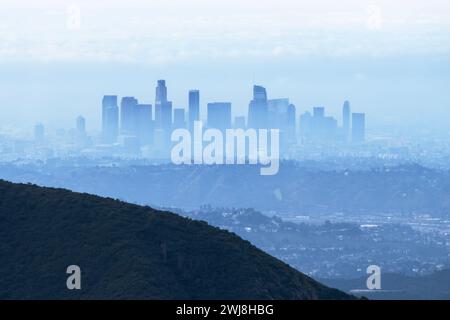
<box><xmin>1</xmin><ymin>0</ymin><xmax>450</xmax><ymax>134</ymax></box>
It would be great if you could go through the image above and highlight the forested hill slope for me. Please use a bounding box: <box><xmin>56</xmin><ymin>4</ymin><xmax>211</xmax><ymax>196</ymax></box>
<box><xmin>0</xmin><ymin>180</ymin><xmax>352</xmax><ymax>300</ymax></box>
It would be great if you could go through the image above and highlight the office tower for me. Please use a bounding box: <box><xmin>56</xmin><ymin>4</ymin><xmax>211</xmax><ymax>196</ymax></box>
<box><xmin>352</xmin><ymin>113</ymin><xmax>366</xmax><ymax>143</ymax></box>
<box><xmin>313</xmin><ymin>107</ymin><xmax>325</xmax><ymax>118</ymax></box>
<box><xmin>287</xmin><ymin>104</ymin><xmax>296</xmax><ymax>130</ymax></box>
<box><xmin>102</xmin><ymin>95</ymin><xmax>119</xmax><ymax>144</ymax></box>
<box><xmin>248</xmin><ymin>85</ymin><xmax>268</xmax><ymax>129</ymax></box>
<box><xmin>207</xmin><ymin>102</ymin><xmax>232</xmax><ymax>132</ymax></box>
<box><xmin>188</xmin><ymin>90</ymin><xmax>200</xmax><ymax>131</ymax></box>
<box><xmin>120</xmin><ymin>96</ymin><xmax>138</xmax><ymax>135</ymax></box>
<box><xmin>102</xmin><ymin>95</ymin><xmax>117</xmax><ymax>133</ymax></box>
<box><xmin>135</xmin><ymin>104</ymin><xmax>153</xmax><ymax>146</ymax></box>
<box><xmin>323</xmin><ymin>117</ymin><xmax>338</xmax><ymax>138</ymax></box>
<box><xmin>311</xmin><ymin>107</ymin><xmax>325</xmax><ymax>140</ymax></box>
<box><xmin>155</xmin><ymin>80</ymin><xmax>167</xmax><ymax>106</ymax></box>
<box><xmin>268</xmin><ymin>98</ymin><xmax>290</xmax><ymax>129</ymax></box>
<box><xmin>75</xmin><ymin>116</ymin><xmax>89</xmax><ymax>148</ymax></box>
<box><xmin>267</xmin><ymin>98</ymin><xmax>296</xmax><ymax>148</ymax></box>
<box><xmin>173</xmin><ymin>108</ymin><xmax>186</xmax><ymax>129</ymax></box>
<box><xmin>299</xmin><ymin>111</ymin><xmax>313</xmax><ymax>143</ymax></box>
<box><xmin>155</xmin><ymin>80</ymin><xmax>168</xmax><ymax>128</ymax></box>
<box><xmin>76</xmin><ymin>116</ymin><xmax>86</xmax><ymax>135</ymax></box>
<box><xmin>342</xmin><ymin>101</ymin><xmax>351</xmax><ymax>142</ymax></box>
<box><xmin>300</xmin><ymin>107</ymin><xmax>338</xmax><ymax>143</ymax></box>
<box><xmin>234</xmin><ymin>116</ymin><xmax>246</xmax><ymax>129</ymax></box>
<box><xmin>154</xmin><ymin>80</ymin><xmax>173</xmax><ymax>131</ymax></box>
<box><xmin>34</xmin><ymin>123</ymin><xmax>45</xmax><ymax>142</ymax></box>
<box><xmin>161</xmin><ymin>101</ymin><xmax>173</xmax><ymax>131</ymax></box>
<box><xmin>286</xmin><ymin>103</ymin><xmax>297</xmax><ymax>145</ymax></box>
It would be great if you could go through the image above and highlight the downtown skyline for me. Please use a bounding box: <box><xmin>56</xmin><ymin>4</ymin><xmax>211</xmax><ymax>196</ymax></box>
<box><xmin>99</xmin><ymin>80</ymin><xmax>366</xmax><ymax>151</ymax></box>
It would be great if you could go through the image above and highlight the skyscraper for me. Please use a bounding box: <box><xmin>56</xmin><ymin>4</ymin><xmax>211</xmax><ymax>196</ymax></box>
<box><xmin>286</xmin><ymin>103</ymin><xmax>297</xmax><ymax>144</ymax></box>
<box><xmin>135</xmin><ymin>104</ymin><xmax>153</xmax><ymax>146</ymax></box>
<box><xmin>352</xmin><ymin>113</ymin><xmax>365</xmax><ymax>143</ymax></box>
<box><xmin>102</xmin><ymin>95</ymin><xmax>119</xmax><ymax>144</ymax></box>
<box><xmin>299</xmin><ymin>111</ymin><xmax>313</xmax><ymax>143</ymax></box>
<box><xmin>120</xmin><ymin>96</ymin><xmax>138</xmax><ymax>135</ymax></box>
<box><xmin>342</xmin><ymin>100</ymin><xmax>351</xmax><ymax>141</ymax></box>
<box><xmin>155</xmin><ymin>80</ymin><xmax>167</xmax><ymax>106</ymax></box>
<box><xmin>154</xmin><ymin>80</ymin><xmax>173</xmax><ymax>132</ymax></box>
<box><xmin>268</xmin><ymin>98</ymin><xmax>290</xmax><ymax>129</ymax></box>
<box><xmin>161</xmin><ymin>101</ymin><xmax>173</xmax><ymax>131</ymax></box>
<box><xmin>248</xmin><ymin>85</ymin><xmax>268</xmax><ymax>129</ymax></box>
<box><xmin>188</xmin><ymin>90</ymin><xmax>200</xmax><ymax>131</ymax></box>
<box><xmin>76</xmin><ymin>116</ymin><xmax>86</xmax><ymax>135</ymax></box>
<box><xmin>207</xmin><ymin>102</ymin><xmax>232</xmax><ymax>132</ymax></box>
<box><xmin>300</xmin><ymin>107</ymin><xmax>338</xmax><ymax>143</ymax></box>
<box><xmin>313</xmin><ymin>107</ymin><xmax>325</xmax><ymax>118</ymax></box>
<box><xmin>287</xmin><ymin>103</ymin><xmax>296</xmax><ymax>125</ymax></box>
<box><xmin>102</xmin><ymin>95</ymin><xmax>116</xmax><ymax>129</ymax></box>
<box><xmin>155</xmin><ymin>80</ymin><xmax>168</xmax><ymax>128</ymax></box>
<box><xmin>173</xmin><ymin>108</ymin><xmax>186</xmax><ymax>129</ymax></box>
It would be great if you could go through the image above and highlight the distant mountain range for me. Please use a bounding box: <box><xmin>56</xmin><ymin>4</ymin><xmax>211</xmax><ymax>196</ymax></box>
<box><xmin>0</xmin><ymin>180</ymin><xmax>352</xmax><ymax>300</ymax></box>
<box><xmin>1</xmin><ymin>162</ymin><xmax>449</xmax><ymax>216</ymax></box>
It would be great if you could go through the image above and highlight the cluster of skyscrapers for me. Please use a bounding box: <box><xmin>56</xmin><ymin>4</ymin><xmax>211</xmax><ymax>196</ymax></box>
<box><xmin>100</xmin><ymin>80</ymin><xmax>366</xmax><ymax>155</ymax></box>
<box><xmin>300</xmin><ymin>101</ymin><xmax>366</xmax><ymax>144</ymax></box>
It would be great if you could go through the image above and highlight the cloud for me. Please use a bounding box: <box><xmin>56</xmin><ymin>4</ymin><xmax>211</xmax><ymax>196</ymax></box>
<box><xmin>0</xmin><ymin>1</ymin><xmax>450</xmax><ymax>64</ymax></box>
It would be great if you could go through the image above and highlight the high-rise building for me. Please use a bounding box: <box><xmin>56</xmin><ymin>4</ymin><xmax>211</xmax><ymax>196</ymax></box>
<box><xmin>154</xmin><ymin>80</ymin><xmax>173</xmax><ymax>131</ymax></box>
<box><xmin>188</xmin><ymin>90</ymin><xmax>200</xmax><ymax>131</ymax></box>
<box><xmin>352</xmin><ymin>113</ymin><xmax>365</xmax><ymax>143</ymax></box>
<box><xmin>248</xmin><ymin>85</ymin><xmax>268</xmax><ymax>129</ymax></box>
<box><xmin>155</xmin><ymin>80</ymin><xmax>168</xmax><ymax>128</ymax></box>
<box><xmin>207</xmin><ymin>102</ymin><xmax>232</xmax><ymax>132</ymax></box>
<box><xmin>135</xmin><ymin>104</ymin><xmax>153</xmax><ymax>146</ymax></box>
<box><xmin>287</xmin><ymin>104</ymin><xmax>296</xmax><ymax>129</ymax></box>
<box><xmin>313</xmin><ymin>107</ymin><xmax>325</xmax><ymax>118</ymax></box>
<box><xmin>120</xmin><ymin>96</ymin><xmax>138</xmax><ymax>135</ymax></box>
<box><xmin>300</xmin><ymin>107</ymin><xmax>338</xmax><ymax>143</ymax></box>
<box><xmin>268</xmin><ymin>98</ymin><xmax>290</xmax><ymax>129</ymax></box>
<box><xmin>267</xmin><ymin>98</ymin><xmax>297</xmax><ymax>148</ymax></box>
<box><xmin>173</xmin><ymin>108</ymin><xmax>186</xmax><ymax>129</ymax></box>
<box><xmin>102</xmin><ymin>95</ymin><xmax>117</xmax><ymax>133</ymax></box>
<box><xmin>299</xmin><ymin>111</ymin><xmax>313</xmax><ymax>143</ymax></box>
<box><xmin>342</xmin><ymin>100</ymin><xmax>351</xmax><ymax>141</ymax></box>
<box><xmin>102</xmin><ymin>95</ymin><xmax>119</xmax><ymax>143</ymax></box>
<box><xmin>161</xmin><ymin>101</ymin><xmax>173</xmax><ymax>131</ymax></box>
<box><xmin>76</xmin><ymin>116</ymin><xmax>86</xmax><ymax>135</ymax></box>
<box><xmin>286</xmin><ymin>103</ymin><xmax>297</xmax><ymax>145</ymax></box>
<box><xmin>155</xmin><ymin>80</ymin><xmax>167</xmax><ymax>106</ymax></box>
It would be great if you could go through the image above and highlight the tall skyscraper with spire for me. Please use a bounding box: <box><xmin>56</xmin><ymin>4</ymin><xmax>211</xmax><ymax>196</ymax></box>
<box><xmin>155</xmin><ymin>80</ymin><xmax>168</xmax><ymax>129</ymax></box>
<box><xmin>248</xmin><ymin>85</ymin><xmax>268</xmax><ymax>129</ymax></box>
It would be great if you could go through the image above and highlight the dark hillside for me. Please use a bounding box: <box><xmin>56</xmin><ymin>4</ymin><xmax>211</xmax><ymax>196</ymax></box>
<box><xmin>0</xmin><ymin>180</ymin><xmax>352</xmax><ymax>300</ymax></box>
